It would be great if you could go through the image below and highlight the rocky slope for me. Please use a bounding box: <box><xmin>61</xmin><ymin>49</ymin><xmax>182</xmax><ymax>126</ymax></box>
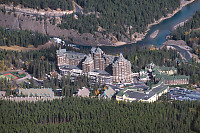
<box><xmin>0</xmin><ymin>11</ymin><xmax>116</xmax><ymax>46</ymax></box>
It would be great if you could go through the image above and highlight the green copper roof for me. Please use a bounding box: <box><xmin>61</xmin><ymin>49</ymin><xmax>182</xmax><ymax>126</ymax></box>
<box><xmin>160</xmin><ymin>66</ymin><xmax>177</xmax><ymax>71</ymax></box>
<box><xmin>155</xmin><ymin>74</ymin><xmax>189</xmax><ymax>80</ymax></box>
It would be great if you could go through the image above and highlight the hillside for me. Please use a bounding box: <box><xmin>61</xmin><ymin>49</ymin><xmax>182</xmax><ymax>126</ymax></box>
<box><xmin>0</xmin><ymin>0</ymin><xmax>187</xmax><ymax>46</ymax></box>
<box><xmin>0</xmin><ymin>26</ymin><xmax>49</xmax><ymax>47</ymax></box>
<box><xmin>59</xmin><ymin>0</ymin><xmax>181</xmax><ymax>42</ymax></box>
<box><xmin>0</xmin><ymin>11</ymin><xmax>114</xmax><ymax>46</ymax></box>
<box><xmin>170</xmin><ymin>11</ymin><xmax>200</xmax><ymax>57</ymax></box>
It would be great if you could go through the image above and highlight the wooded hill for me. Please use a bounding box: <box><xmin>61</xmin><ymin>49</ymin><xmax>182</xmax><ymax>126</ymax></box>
<box><xmin>59</xmin><ymin>0</ymin><xmax>180</xmax><ymax>40</ymax></box>
<box><xmin>0</xmin><ymin>27</ymin><xmax>50</xmax><ymax>47</ymax></box>
<box><xmin>0</xmin><ymin>99</ymin><xmax>200</xmax><ymax>132</ymax></box>
<box><xmin>0</xmin><ymin>0</ymin><xmax>181</xmax><ymax>42</ymax></box>
<box><xmin>170</xmin><ymin>11</ymin><xmax>200</xmax><ymax>57</ymax></box>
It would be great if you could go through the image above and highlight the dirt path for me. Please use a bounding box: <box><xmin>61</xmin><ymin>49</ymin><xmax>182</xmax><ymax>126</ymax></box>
<box><xmin>0</xmin><ymin>4</ymin><xmax>74</xmax><ymax>17</ymax></box>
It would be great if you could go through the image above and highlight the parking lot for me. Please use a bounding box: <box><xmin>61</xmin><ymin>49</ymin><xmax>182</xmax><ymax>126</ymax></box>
<box><xmin>170</xmin><ymin>88</ymin><xmax>200</xmax><ymax>101</ymax></box>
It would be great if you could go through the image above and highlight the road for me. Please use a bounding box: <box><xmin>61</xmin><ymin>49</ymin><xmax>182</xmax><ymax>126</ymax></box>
<box><xmin>7</xmin><ymin>9</ymin><xmax>68</xmax><ymax>17</ymax></box>
<box><xmin>72</xmin><ymin>1</ymin><xmax>83</xmax><ymax>13</ymax></box>
<box><xmin>107</xmin><ymin>84</ymin><xmax>122</xmax><ymax>92</ymax></box>
<box><xmin>16</xmin><ymin>71</ymin><xmax>32</xmax><ymax>84</ymax></box>
<box><xmin>1</xmin><ymin>2</ymin><xmax>84</xmax><ymax>18</ymax></box>
<box><xmin>1</xmin><ymin>5</ymin><xmax>73</xmax><ymax>18</ymax></box>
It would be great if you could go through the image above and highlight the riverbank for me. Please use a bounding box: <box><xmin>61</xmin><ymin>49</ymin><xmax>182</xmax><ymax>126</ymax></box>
<box><xmin>173</xmin><ymin>19</ymin><xmax>189</xmax><ymax>30</ymax></box>
<box><xmin>144</xmin><ymin>0</ymin><xmax>194</xmax><ymax>37</ymax></box>
<box><xmin>110</xmin><ymin>0</ymin><xmax>195</xmax><ymax>47</ymax></box>
<box><xmin>163</xmin><ymin>40</ymin><xmax>193</xmax><ymax>61</ymax></box>
<box><xmin>94</xmin><ymin>41</ymin><xmax>128</xmax><ymax>47</ymax></box>
<box><xmin>165</xmin><ymin>45</ymin><xmax>187</xmax><ymax>60</ymax></box>
<box><xmin>0</xmin><ymin>0</ymin><xmax>195</xmax><ymax>47</ymax></box>
<box><xmin>112</xmin><ymin>41</ymin><xmax>127</xmax><ymax>47</ymax></box>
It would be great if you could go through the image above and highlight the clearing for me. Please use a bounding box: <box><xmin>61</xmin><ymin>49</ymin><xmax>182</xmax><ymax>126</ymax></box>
<box><xmin>0</xmin><ymin>41</ymin><xmax>59</xmax><ymax>52</ymax></box>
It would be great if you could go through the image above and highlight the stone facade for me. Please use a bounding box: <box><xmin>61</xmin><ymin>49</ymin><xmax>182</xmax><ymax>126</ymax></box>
<box><xmin>82</xmin><ymin>55</ymin><xmax>94</xmax><ymax>73</ymax></box>
<box><xmin>57</xmin><ymin>48</ymin><xmax>86</xmax><ymax>67</ymax></box>
<box><xmin>112</xmin><ymin>53</ymin><xmax>132</xmax><ymax>83</ymax></box>
<box><xmin>57</xmin><ymin>47</ymin><xmax>133</xmax><ymax>83</ymax></box>
<box><xmin>92</xmin><ymin>47</ymin><xmax>105</xmax><ymax>70</ymax></box>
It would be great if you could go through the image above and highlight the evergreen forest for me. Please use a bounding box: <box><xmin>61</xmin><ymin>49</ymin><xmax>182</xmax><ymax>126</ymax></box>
<box><xmin>0</xmin><ymin>44</ymin><xmax>200</xmax><ymax>90</ymax></box>
<box><xmin>170</xmin><ymin>11</ymin><xmax>200</xmax><ymax>57</ymax></box>
<box><xmin>0</xmin><ymin>47</ymin><xmax>56</xmax><ymax>76</ymax></box>
<box><xmin>0</xmin><ymin>27</ymin><xmax>50</xmax><ymax>47</ymax></box>
<box><xmin>0</xmin><ymin>0</ymin><xmax>181</xmax><ymax>41</ymax></box>
<box><xmin>122</xmin><ymin>46</ymin><xmax>200</xmax><ymax>84</ymax></box>
<box><xmin>59</xmin><ymin>0</ymin><xmax>180</xmax><ymax>39</ymax></box>
<box><xmin>0</xmin><ymin>99</ymin><xmax>200</xmax><ymax>132</ymax></box>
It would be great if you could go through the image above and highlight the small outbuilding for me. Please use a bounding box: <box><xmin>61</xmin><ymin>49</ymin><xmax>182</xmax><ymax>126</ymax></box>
<box><xmin>77</xmin><ymin>87</ymin><xmax>90</xmax><ymax>97</ymax></box>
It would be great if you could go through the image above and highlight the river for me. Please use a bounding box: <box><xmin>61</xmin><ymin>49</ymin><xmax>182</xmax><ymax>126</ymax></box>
<box><xmin>136</xmin><ymin>0</ymin><xmax>200</xmax><ymax>47</ymax></box>
<box><xmin>72</xmin><ymin>0</ymin><xmax>200</xmax><ymax>55</ymax></box>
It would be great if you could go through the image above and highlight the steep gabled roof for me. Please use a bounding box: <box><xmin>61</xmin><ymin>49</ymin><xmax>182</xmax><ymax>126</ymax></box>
<box><xmin>83</xmin><ymin>55</ymin><xmax>93</xmax><ymax>64</ymax></box>
<box><xmin>95</xmin><ymin>47</ymin><xmax>103</xmax><ymax>53</ymax></box>
<box><xmin>112</xmin><ymin>53</ymin><xmax>131</xmax><ymax>67</ymax></box>
<box><xmin>56</xmin><ymin>47</ymin><xmax>66</xmax><ymax>56</ymax></box>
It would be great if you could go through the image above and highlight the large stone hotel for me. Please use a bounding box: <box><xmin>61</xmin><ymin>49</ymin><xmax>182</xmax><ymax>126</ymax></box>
<box><xmin>57</xmin><ymin>47</ymin><xmax>133</xmax><ymax>83</ymax></box>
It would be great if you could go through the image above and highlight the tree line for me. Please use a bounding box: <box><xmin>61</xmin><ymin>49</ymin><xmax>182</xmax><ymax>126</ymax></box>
<box><xmin>0</xmin><ymin>46</ymin><xmax>56</xmax><ymax>76</ymax></box>
<box><xmin>124</xmin><ymin>46</ymin><xmax>200</xmax><ymax>84</ymax></box>
<box><xmin>0</xmin><ymin>98</ymin><xmax>199</xmax><ymax>132</ymax></box>
<box><xmin>170</xmin><ymin>11</ymin><xmax>200</xmax><ymax>57</ymax></box>
<box><xmin>1</xmin><ymin>0</ymin><xmax>181</xmax><ymax>42</ymax></box>
<box><xmin>0</xmin><ymin>27</ymin><xmax>50</xmax><ymax>47</ymax></box>
<box><xmin>0</xmin><ymin>45</ymin><xmax>92</xmax><ymax>90</ymax></box>
<box><xmin>101</xmin><ymin>45</ymin><xmax>200</xmax><ymax>84</ymax></box>
<box><xmin>59</xmin><ymin>0</ymin><xmax>180</xmax><ymax>40</ymax></box>
<box><xmin>123</xmin><ymin>46</ymin><xmax>180</xmax><ymax>72</ymax></box>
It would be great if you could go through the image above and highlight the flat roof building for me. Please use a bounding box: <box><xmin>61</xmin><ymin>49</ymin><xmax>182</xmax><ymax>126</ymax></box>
<box><xmin>19</xmin><ymin>88</ymin><xmax>55</xmax><ymax>98</ymax></box>
<box><xmin>116</xmin><ymin>80</ymin><xmax>169</xmax><ymax>103</ymax></box>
